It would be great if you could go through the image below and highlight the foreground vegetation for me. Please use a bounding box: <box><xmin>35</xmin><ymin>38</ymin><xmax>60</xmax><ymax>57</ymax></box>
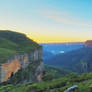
<box><xmin>0</xmin><ymin>66</ymin><xmax>92</xmax><ymax>92</ymax></box>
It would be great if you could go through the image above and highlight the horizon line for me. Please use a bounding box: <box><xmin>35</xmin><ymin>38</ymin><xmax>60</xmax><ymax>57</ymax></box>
<box><xmin>39</xmin><ymin>41</ymin><xmax>85</xmax><ymax>44</ymax></box>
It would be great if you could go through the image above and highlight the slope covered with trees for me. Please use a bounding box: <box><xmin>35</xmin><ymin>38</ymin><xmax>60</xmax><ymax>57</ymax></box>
<box><xmin>0</xmin><ymin>30</ymin><xmax>40</xmax><ymax>63</ymax></box>
<box><xmin>45</xmin><ymin>47</ymin><xmax>92</xmax><ymax>73</ymax></box>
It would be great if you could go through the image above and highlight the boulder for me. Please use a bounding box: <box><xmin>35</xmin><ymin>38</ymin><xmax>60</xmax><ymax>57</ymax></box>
<box><xmin>64</xmin><ymin>85</ymin><xmax>78</xmax><ymax>92</ymax></box>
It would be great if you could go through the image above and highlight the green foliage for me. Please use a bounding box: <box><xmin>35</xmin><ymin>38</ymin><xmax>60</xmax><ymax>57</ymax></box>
<box><xmin>42</xmin><ymin>73</ymin><xmax>54</xmax><ymax>81</ymax></box>
<box><xmin>0</xmin><ymin>48</ymin><xmax>16</xmax><ymax>62</ymax></box>
<box><xmin>1</xmin><ymin>73</ymin><xmax>92</xmax><ymax>92</ymax></box>
<box><xmin>44</xmin><ymin>65</ymin><xmax>70</xmax><ymax>80</ymax></box>
<box><xmin>0</xmin><ymin>30</ymin><xmax>40</xmax><ymax>63</ymax></box>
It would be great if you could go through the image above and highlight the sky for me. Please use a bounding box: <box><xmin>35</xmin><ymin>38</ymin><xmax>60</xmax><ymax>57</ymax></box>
<box><xmin>0</xmin><ymin>0</ymin><xmax>92</xmax><ymax>43</ymax></box>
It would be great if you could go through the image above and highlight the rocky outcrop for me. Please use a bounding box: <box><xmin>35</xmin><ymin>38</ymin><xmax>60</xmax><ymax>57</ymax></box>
<box><xmin>64</xmin><ymin>85</ymin><xmax>78</xmax><ymax>92</ymax></box>
<box><xmin>85</xmin><ymin>40</ymin><xmax>92</xmax><ymax>47</ymax></box>
<box><xmin>0</xmin><ymin>47</ymin><xmax>43</xmax><ymax>83</ymax></box>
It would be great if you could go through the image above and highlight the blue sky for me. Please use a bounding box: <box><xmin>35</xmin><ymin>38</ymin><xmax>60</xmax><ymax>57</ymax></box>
<box><xmin>0</xmin><ymin>0</ymin><xmax>92</xmax><ymax>43</ymax></box>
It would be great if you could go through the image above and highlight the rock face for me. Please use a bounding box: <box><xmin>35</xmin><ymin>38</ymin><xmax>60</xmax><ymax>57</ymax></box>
<box><xmin>0</xmin><ymin>30</ymin><xmax>43</xmax><ymax>83</ymax></box>
<box><xmin>0</xmin><ymin>47</ymin><xmax>43</xmax><ymax>83</ymax></box>
<box><xmin>85</xmin><ymin>40</ymin><xmax>92</xmax><ymax>47</ymax></box>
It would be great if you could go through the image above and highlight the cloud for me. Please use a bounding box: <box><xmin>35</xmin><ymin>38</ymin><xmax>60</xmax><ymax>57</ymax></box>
<box><xmin>39</xmin><ymin>9</ymin><xmax>92</xmax><ymax>27</ymax></box>
<box><xmin>47</xmin><ymin>16</ymin><xmax>92</xmax><ymax>27</ymax></box>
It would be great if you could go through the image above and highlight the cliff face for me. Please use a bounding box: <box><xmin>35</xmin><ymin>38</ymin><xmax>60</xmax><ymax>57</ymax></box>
<box><xmin>0</xmin><ymin>47</ymin><xmax>43</xmax><ymax>83</ymax></box>
<box><xmin>0</xmin><ymin>30</ymin><xmax>43</xmax><ymax>83</ymax></box>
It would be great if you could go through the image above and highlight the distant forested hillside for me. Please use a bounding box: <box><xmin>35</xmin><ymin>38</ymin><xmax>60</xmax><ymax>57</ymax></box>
<box><xmin>41</xmin><ymin>43</ymin><xmax>84</xmax><ymax>61</ymax></box>
<box><xmin>45</xmin><ymin>47</ymin><xmax>92</xmax><ymax>73</ymax></box>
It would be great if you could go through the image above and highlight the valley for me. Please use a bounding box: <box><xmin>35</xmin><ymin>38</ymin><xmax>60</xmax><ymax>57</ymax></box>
<box><xmin>0</xmin><ymin>31</ymin><xmax>92</xmax><ymax>92</ymax></box>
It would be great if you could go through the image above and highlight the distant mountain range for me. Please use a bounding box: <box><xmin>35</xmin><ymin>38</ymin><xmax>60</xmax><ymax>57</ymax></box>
<box><xmin>45</xmin><ymin>46</ymin><xmax>92</xmax><ymax>73</ymax></box>
<box><xmin>41</xmin><ymin>43</ymin><xmax>84</xmax><ymax>61</ymax></box>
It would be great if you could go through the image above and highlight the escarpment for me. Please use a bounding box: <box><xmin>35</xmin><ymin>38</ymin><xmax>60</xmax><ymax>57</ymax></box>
<box><xmin>0</xmin><ymin>30</ymin><xmax>43</xmax><ymax>83</ymax></box>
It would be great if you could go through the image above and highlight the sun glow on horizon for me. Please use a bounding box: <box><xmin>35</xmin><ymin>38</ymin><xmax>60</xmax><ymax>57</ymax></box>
<box><xmin>26</xmin><ymin>34</ymin><xmax>87</xmax><ymax>43</ymax></box>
